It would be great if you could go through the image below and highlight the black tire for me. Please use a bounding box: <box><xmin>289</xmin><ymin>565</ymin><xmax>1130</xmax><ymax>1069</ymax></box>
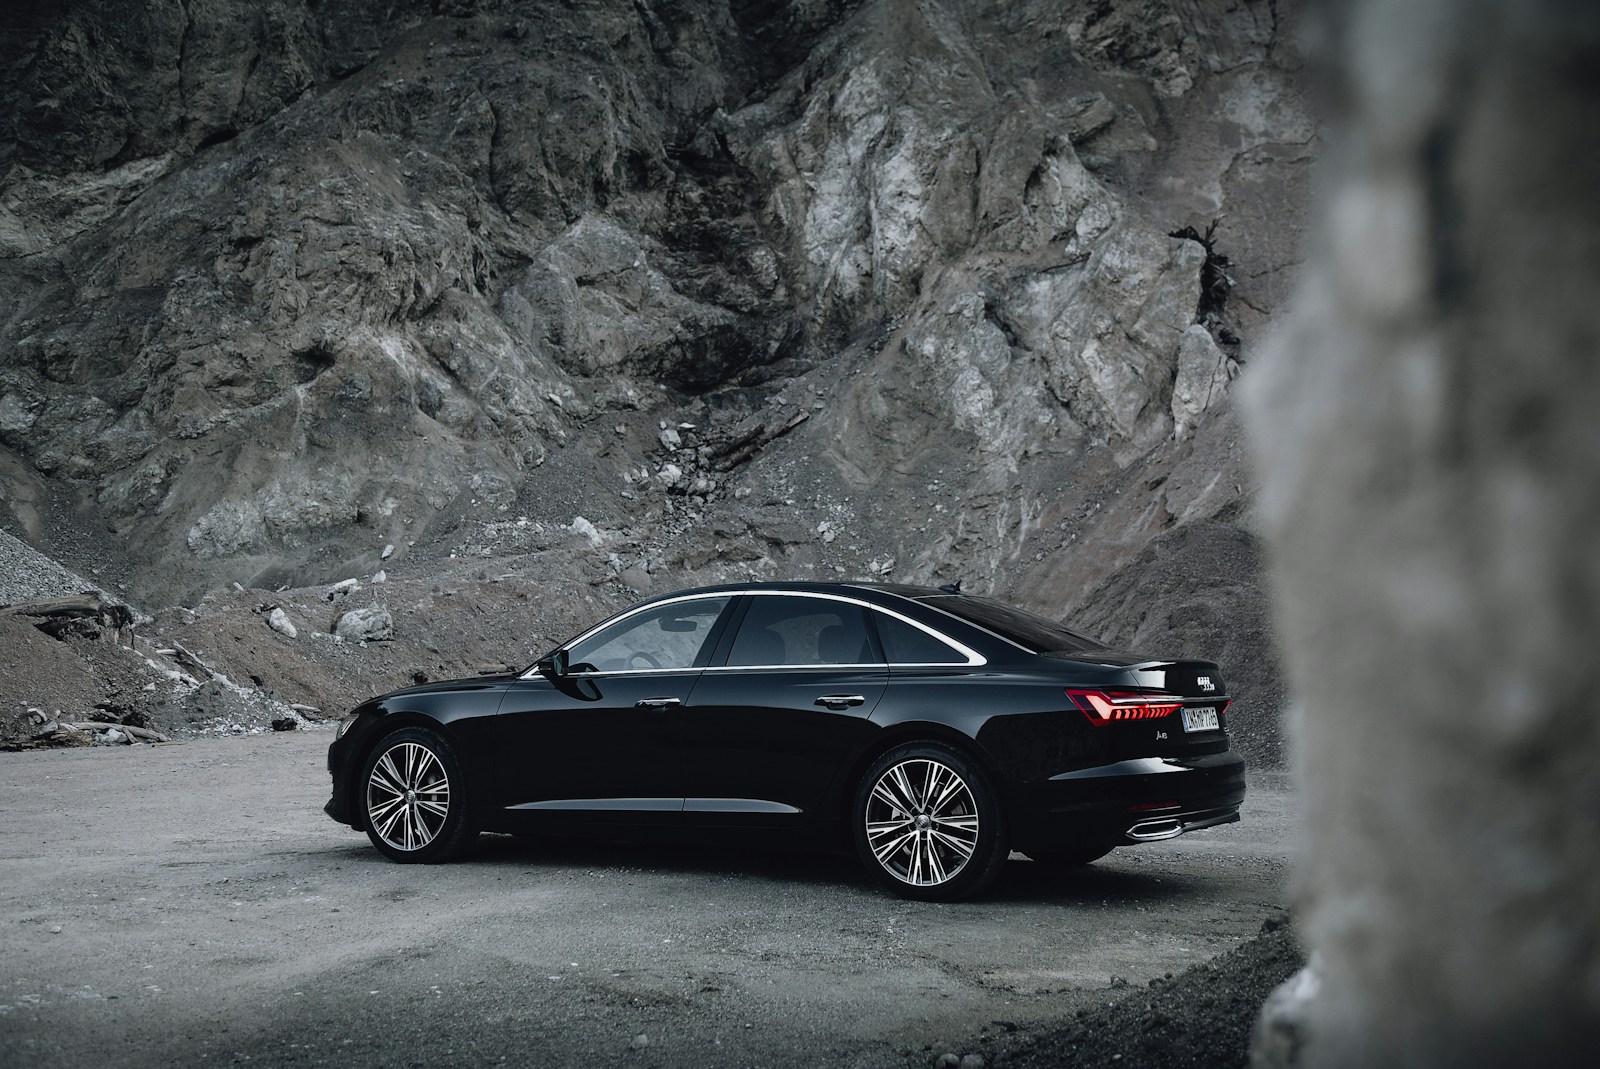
<box><xmin>359</xmin><ymin>726</ymin><xmax>477</xmax><ymax>863</ymax></box>
<box><xmin>851</xmin><ymin>741</ymin><xmax>1008</xmax><ymax>901</ymax></box>
<box><xmin>1025</xmin><ymin>842</ymin><xmax>1117</xmax><ymax>868</ymax></box>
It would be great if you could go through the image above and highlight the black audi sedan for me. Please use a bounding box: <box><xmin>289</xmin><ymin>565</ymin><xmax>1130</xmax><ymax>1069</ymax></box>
<box><xmin>325</xmin><ymin>581</ymin><xmax>1244</xmax><ymax>900</ymax></box>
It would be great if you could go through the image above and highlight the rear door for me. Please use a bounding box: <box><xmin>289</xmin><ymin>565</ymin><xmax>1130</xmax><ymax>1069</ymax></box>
<box><xmin>672</xmin><ymin>593</ymin><xmax>889</xmax><ymax>822</ymax></box>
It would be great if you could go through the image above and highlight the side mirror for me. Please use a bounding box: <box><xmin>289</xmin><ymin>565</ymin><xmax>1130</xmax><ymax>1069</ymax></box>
<box><xmin>536</xmin><ymin>649</ymin><xmax>569</xmax><ymax>678</ymax></box>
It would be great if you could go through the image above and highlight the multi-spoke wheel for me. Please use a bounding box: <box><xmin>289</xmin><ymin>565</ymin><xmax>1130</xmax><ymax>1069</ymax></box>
<box><xmin>359</xmin><ymin>727</ymin><xmax>476</xmax><ymax>863</ymax></box>
<box><xmin>852</xmin><ymin>742</ymin><xmax>1007</xmax><ymax>901</ymax></box>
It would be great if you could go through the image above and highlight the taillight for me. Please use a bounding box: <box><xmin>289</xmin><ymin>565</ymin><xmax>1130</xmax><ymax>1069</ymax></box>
<box><xmin>1066</xmin><ymin>688</ymin><xmax>1183</xmax><ymax>726</ymax></box>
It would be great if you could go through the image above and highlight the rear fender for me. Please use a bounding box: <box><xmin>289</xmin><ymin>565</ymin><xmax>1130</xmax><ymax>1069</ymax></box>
<box><xmin>828</xmin><ymin>721</ymin><xmax>1006</xmax><ymax>831</ymax></box>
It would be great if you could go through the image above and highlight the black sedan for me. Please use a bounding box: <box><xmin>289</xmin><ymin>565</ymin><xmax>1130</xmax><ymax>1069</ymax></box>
<box><xmin>325</xmin><ymin>581</ymin><xmax>1245</xmax><ymax>900</ymax></box>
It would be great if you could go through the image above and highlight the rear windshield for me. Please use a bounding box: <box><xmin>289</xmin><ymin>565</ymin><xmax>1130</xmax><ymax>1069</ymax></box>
<box><xmin>918</xmin><ymin>595</ymin><xmax>1106</xmax><ymax>655</ymax></box>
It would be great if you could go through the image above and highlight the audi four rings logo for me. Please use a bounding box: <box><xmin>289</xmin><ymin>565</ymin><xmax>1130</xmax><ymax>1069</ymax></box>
<box><xmin>1198</xmin><ymin>676</ymin><xmax>1215</xmax><ymax>691</ymax></box>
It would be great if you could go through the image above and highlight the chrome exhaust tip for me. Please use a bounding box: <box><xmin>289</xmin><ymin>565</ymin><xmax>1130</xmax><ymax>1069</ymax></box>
<box><xmin>1127</xmin><ymin>817</ymin><xmax>1184</xmax><ymax>841</ymax></box>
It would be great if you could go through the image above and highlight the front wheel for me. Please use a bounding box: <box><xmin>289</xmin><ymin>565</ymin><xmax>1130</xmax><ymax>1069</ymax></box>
<box><xmin>360</xmin><ymin>726</ymin><xmax>477</xmax><ymax>863</ymax></box>
<box><xmin>852</xmin><ymin>742</ymin><xmax>1008</xmax><ymax>901</ymax></box>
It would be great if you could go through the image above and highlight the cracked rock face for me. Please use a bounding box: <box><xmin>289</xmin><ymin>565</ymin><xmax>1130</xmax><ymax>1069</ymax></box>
<box><xmin>1</xmin><ymin>1</ymin><xmax>1313</xmax><ymax>759</ymax></box>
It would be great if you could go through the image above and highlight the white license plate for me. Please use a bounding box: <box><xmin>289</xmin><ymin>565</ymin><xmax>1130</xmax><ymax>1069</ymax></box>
<box><xmin>1182</xmin><ymin>707</ymin><xmax>1220</xmax><ymax>733</ymax></box>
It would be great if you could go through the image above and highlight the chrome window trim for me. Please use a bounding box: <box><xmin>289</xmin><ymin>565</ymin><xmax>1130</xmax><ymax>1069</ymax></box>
<box><xmin>702</xmin><ymin>663</ymin><xmax>885</xmax><ymax>673</ymax></box>
<box><xmin>518</xmin><ymin>589</ymin><xmax>988</xmax><ymax>679</ymax></box>
<box><xmin>566</xmin><ymin>668</ymin><xmax>704</xmax><ymax>679</ymax></box>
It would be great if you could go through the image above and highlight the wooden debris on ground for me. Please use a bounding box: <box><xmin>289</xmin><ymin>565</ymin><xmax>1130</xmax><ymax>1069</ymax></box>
<box><xmin>0</xmin><ymin>592</ymin><xmax>135</xmax><ymax>642</ymax></box>
<box><xmin>21</xmin><ymin>719</ymin><xmax>173</xmax><ymax>748</ymax></box>
<box><xmin>713</xmin><ymin>411</ymin><xmax>809</xmax><ymax>471</ymax></box>
<box><xmin>166</xmin><ymin>642</ymin><xmax>215</xmax><ymax>682</ymax></box>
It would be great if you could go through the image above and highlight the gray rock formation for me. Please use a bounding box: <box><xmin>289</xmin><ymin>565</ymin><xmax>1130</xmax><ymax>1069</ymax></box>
<box><xmin>1</xmin><ymin>1</ymin><xmax>1314</xmax><ymax>759</ymax></box>
<box><xmin>1246</xmin><ymin>0</ymin><xmax>1600</xmax><ymax>1062</ymax></box>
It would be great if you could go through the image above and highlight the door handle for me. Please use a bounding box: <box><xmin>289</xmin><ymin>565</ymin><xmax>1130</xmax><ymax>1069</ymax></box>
<box><xmin>635</xmin><ymin>697</ymin><xmax>682</xmax><ymax>709</ymax></box>
<box><xmin>814</xmin><ymin>694</ymin><xmax>866</xmax><ymax>709</ymax></box>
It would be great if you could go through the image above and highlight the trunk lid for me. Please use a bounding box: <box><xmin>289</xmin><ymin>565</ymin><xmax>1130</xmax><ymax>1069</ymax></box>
<box><xmin>1100</xmin><ymin>659</ymin><xmax>1231</xmax><ymax>759</ymax></box>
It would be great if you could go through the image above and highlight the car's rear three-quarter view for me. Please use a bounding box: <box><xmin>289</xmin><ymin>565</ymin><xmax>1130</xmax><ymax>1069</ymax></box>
<box><xmin>324</xmin><ymin>582</ymin><xmax>1245</xmax><ymax>900</ymax></box>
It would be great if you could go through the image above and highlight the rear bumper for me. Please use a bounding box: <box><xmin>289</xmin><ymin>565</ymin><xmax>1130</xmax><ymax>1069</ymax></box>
<box><xmin>1006</xmin><ymin>749</ymin><xmax>1247</xmax><ymax>852</ymax></box>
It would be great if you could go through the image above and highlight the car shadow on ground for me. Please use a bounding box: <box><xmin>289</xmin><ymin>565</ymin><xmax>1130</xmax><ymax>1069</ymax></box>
<box><xmin>321</xmin><ymin>832</ymin><xmax>1222</xmax><ymax>905</ymax></box>
<box><xmin>989</xmin><ymin>856</ymin><xmax>1215</xmax><ymax>905</ymax></box>
<box><xmin>469</xmin><ymin>830</ymin><xmax>873</xmax><ymax>888</ymax></box>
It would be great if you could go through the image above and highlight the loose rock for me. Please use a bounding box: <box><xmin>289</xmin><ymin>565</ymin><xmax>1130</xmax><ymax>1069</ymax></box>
<box><xmin>267</xmin><ymin>608</ymin><xmax>298</xmax><ymax>639</ymax></box>
<box><xmin>334</xmin><ymin>607</ymin><xmax>393</xmax><ymax>643</ymax></box>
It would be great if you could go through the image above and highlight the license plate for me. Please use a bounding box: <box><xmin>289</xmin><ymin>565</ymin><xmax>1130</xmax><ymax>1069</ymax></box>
<box><xmin>1182</xmin><ymin>706</ymin><xmax>1220</xmax><ymax>733</ymax></box>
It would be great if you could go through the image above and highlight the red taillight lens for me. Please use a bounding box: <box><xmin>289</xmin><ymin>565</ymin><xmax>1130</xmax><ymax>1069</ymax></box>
<box><xmin>1066</xmin><ymin>688</ymin><xmax>1183</xmax><ymax>726</ymax></box>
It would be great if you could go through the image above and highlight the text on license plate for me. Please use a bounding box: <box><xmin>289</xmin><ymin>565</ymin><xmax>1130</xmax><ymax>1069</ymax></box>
<box><xmin>1182</xmin><ymin>707</ymin><xmax>1220</xmax><ymax>733</ymax></box>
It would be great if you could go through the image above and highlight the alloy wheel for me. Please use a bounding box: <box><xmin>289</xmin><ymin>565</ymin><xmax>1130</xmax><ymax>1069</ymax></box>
<box><xmin>366</xmin><ymin>741</ymin><xmax>451</xmax><ymax>852</ymax></box>
<box><xmin>863</xmin><ymin>757</ymin><xmax>980</xmax><ymax>887</ymax></box>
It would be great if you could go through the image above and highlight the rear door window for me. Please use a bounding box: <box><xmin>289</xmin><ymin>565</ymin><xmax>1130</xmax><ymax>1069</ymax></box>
<box><xmin>726</xmin><ymin>596</ymin><xmax>881</xmax><ymax>667</ymax></box>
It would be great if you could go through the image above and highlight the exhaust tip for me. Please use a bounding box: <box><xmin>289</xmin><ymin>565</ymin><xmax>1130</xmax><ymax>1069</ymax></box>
<box><xmin>1127</xmin><ymin>817</ymin><xmax>1183</xmax><ymax>841</ymax></box>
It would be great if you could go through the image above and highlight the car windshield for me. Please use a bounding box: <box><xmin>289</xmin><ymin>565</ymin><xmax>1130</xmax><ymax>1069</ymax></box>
<box><xmin>918</xmin><ymin>594</ymin><xmax>1106</xmax><ymax>654</ymax></box>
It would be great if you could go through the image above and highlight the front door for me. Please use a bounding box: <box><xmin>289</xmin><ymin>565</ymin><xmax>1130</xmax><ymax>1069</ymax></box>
<box><xmin>492</xmin><ymin>594</ymin><xmax>735</xmax><ymax>826</ymax></box>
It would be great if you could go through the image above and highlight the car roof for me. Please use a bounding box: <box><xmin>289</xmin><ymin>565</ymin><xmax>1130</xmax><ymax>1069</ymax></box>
<box><xmin>639</xmin><ymin>580</ymin><xmax>946</xmax><ymax>605</ymax></box>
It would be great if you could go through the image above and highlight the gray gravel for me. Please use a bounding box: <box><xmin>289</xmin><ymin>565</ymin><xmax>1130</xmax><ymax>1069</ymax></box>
<box><xmin>0</xmin><ymin>734</ymin><xmax>1297</xmax><ymax>1069</ymax></box>
<box><xmin>0</xmin><ymin>527</ymin><xmax>103</xmax><ymax>605</ymax></box>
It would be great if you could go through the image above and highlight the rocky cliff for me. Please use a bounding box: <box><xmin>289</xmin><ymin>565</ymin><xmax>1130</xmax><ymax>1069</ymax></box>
<box><xmin>0</xmin><ymin>0</ymin><xmax>1312</xmax><ymax>765</ymax></box>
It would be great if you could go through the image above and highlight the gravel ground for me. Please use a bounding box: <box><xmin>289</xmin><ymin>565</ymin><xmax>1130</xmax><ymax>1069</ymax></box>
<box><xmin>982</xmin><ymin>917</ymin><xmax>1303</xmax><ymax>1069</ymax></box>
<box><xmin>0</xmin><ymin>734</ymin><xmax>1297</xmax><ymax>1069</ymax></box>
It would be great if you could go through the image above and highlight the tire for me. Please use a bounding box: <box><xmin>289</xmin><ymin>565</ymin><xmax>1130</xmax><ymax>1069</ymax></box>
<box><xmin>1025</xmin><ymin>842</ymin><xmax>1117</xmax><ymax>868</ymax></box>
<box><xmin>359</xmin><ymin>726</ymin><xmax>477</xmax><ymax>863</ymax></box>
<box><xmin>851</xmin><ymin>741</ymin><xmax>1008</xmax><ymax>901</ymax></box>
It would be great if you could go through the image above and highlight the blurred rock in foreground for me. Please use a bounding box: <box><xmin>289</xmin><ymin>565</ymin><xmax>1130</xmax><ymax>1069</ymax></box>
<box><xmin>1246</xmin><ymin>0</ymin><xmax>1600</xmax><ymax>1063</ymax></box>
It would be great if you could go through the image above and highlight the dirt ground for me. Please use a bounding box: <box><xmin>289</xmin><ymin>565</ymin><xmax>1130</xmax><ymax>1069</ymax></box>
<box><xmin>994</xmin><ymin>918</ymin><xmax>1303</xmax><ymax>1068</ymax></box>
<box><xmin>0</xmin><ymin>732</ymin><xmax>1296</xmax><ymax>1068</ymax></box>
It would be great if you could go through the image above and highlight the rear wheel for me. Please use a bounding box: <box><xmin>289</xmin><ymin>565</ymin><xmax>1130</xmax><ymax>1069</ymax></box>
<box><xmin>852</xmin><ymin>742</ymin><xmax>1007</xmax><ymax>901</ymax></box>
<box><xmin>360</xmin><ymin>726</ymin><xmax>477</xmax><ymax>863</ymax></box>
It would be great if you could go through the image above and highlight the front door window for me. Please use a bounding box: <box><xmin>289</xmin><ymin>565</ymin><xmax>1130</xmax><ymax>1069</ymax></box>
<box><xmin>566</xmin><ymin>597</ymin><xmax>730</xmax><ymax>673</ymax></box>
